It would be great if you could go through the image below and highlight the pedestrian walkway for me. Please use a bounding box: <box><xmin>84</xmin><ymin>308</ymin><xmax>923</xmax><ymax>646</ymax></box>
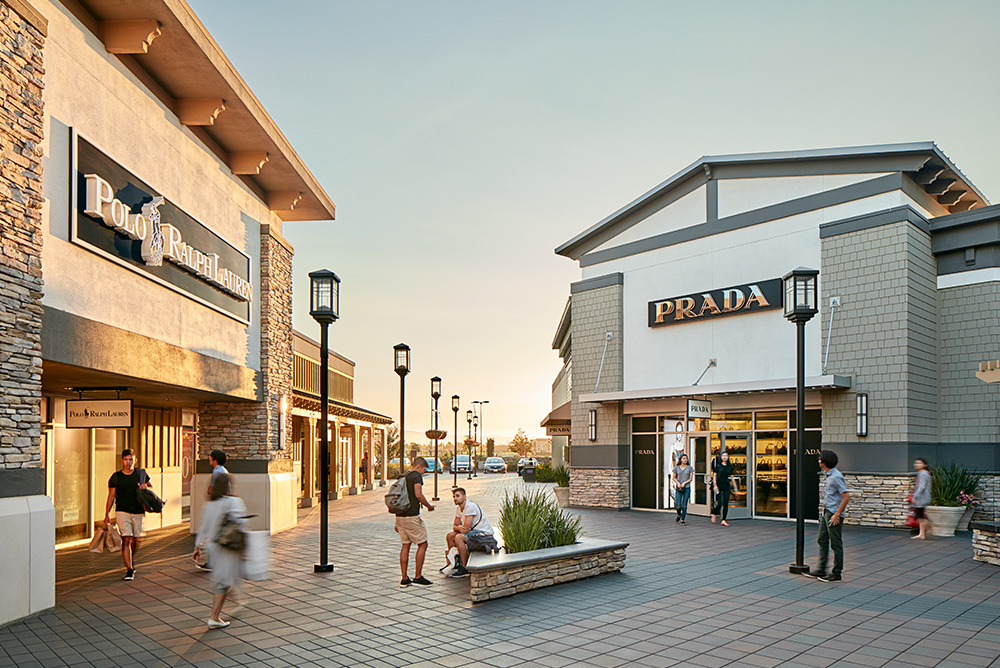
<box><xmin>3</xmin><ymin>473</ymin><xmax>1000</xmax><ymax>668</ymax></box>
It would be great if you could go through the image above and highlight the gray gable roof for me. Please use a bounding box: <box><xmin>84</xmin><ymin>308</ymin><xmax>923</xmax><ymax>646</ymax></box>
<box><xmin>556</xmin><ymin>142</ymin><xmax>989</xmax><ymax>261</ymax></box>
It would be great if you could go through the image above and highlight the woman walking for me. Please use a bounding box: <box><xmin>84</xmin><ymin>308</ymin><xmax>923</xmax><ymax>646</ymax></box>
<box><xmin>910</xmin><ymin>458</ymin><xmax>932</xmax><ymax>539</ymax></box>
<box><xmin>672</xmin><ymin>454</ymin><xmax>694</xmax><ymax>524</ymax></box>
<box><xmin>193</xmin><ymin>472</ymin><xmax>246</xmax><ymax>629</ymax></box>
<box><xmin>712</xmin><ymin>451</ymin><xmax>735</xmax><ymax>526</ymax></box>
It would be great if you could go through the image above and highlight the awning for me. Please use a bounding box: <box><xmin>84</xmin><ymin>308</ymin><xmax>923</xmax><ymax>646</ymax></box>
<box><xmin>540</xmin><ymin>401</ymin><xmax>571</xmax><ymax>428</ymax></box>
<box><xmin>977</xmin><ymin>360</ymin><xmax>1000</xmax><ymax>383</ymax></box>
<box><xmin>579</xmin><ymin>375</ymin><xmax>851</xmax><ymax>404</ymax></box>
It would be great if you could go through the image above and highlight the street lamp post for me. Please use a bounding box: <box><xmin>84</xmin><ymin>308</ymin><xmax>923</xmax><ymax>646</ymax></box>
<box><xmin>466</xmin><ymin>410</ymin><xmax>473</xmax><ymax>480</ymax></box>
<box><xmin>474</xmin><ymin>399</ymin><xmax>490</xmax><ymax>467</ymax></box>
<box><xmin>472</xmin><ymin>414</ymin><xmax>479</xmax><ymax>477</ymax></box>
<box><xmin>452</xmin><ymin>395</ymin><xmax>460</xmax><ymax>489</ymax></box>
<box><xmin>430</xmin><ymin>377</ymin><xmax>441</xmax><ymax>501</ymax></box>
<box><xmin>394</xmin><ymin>344</ymin><xmax>411</xmax><ymax>481</ymax></box>
<box><xmin>309</xmin><ymin>269</ymin><xmax>340</xmax><ymax>574</ymax></box>
<box><xmin>783</xmin><ymin>267</ymin><xmax>819</xmax><ymax>576</ymax></box>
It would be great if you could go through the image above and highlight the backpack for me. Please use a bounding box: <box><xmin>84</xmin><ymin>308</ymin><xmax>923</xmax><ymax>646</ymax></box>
<box><xmin>384</xmin><ymin>475</ymin><xmax>411</xmax><ymax>515</ymax></box>
<box><xmin>137</xmin><ymin>470</ymin><xmax>164</xmax><ymax>513</ymax></box>
<box><xmin>216</xmin><ymin>511</ymin><xmax>246</xmax><ymax>551</ymax></box>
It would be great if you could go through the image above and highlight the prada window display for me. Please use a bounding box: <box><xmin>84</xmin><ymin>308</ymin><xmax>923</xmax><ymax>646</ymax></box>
<box><xmin>630</xmin><ymin>409</ymin><xmax>822</xmax><ymax>519</ymax></box>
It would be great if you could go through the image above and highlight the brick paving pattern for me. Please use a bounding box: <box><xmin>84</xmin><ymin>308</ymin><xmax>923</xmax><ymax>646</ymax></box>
<box><xmin>2</xmin><ymin>473</ymin><xmax>1000</xmax><ymax>668</ymax></box>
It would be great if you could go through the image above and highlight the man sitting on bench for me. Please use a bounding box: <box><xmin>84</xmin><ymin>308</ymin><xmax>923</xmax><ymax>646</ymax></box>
<box><xmin>444</xmin><ymin>487</ymin><xmax>494</xmax><ymax>577</ymax></box>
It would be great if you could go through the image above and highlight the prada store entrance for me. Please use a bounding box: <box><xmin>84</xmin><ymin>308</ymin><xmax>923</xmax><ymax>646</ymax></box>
<box><xmin>630</xmin><ymin>409</ymin><xmax>821</xmax><ymax>520</ymax></box>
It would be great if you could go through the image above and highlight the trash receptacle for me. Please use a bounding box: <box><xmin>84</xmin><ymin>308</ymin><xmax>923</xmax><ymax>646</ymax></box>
<box><xmin>522</xmin><ymin>465</ymin><xmax>536</xmax><ymax>483</ymax></box>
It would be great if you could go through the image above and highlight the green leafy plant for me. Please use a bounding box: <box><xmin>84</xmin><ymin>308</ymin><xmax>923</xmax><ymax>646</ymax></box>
<box><xmin>931</xmin><ymin>462</ymin><xmax>980</xmax><ymax>507</ymax></box>
<box><xmin>553</xmin><ymin>464</ymin><xmax>570</xmax><ymax>488</ymax></box>
<box><xmin>499</xmin><ymin>490</ymin><xmax>582</xmax><ymax>553</ymax></box>
<box><xmin>534</xmin><ymin>463</ymin><xmax>556</xmax><ymax>482</ymax></box>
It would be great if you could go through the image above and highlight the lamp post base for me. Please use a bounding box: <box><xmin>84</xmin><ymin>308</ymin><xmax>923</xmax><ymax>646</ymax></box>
<box><xmin>314</xmin><ymin>563</ymin><xmax>335</xmax><ymax>573</ymax></box>
<box><xmin>788</xmin><ymin>563</ymin><xmax>810</xmax><ymax>575</ymax></box>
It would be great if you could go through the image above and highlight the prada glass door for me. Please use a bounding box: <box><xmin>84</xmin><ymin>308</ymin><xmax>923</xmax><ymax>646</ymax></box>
<box><xmin>689</xmin><ymin>435</ymin><xmax>710</xmax><ymax>516</ymax></box>
<box><xmin>712</xmin><ymin>433</ymin><xmax>752</xmax><ymax>520</ymax></box>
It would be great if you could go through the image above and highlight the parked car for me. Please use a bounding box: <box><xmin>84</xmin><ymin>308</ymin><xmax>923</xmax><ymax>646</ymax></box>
<box><xmin>484</xmin><ymin>457</ymin><xmax>506</xmax><ymax>473</ymax></box>
<box><xmin>452</xmin><ymin>454</ymin><xmax>471</xmax><ymax>473</ymax></box>
<box><xmin>423</xmin><ymin>457</ymin><xmax>444</xmax><ymax>472</ymax></box>
<box><xmin>517</xmin><ymin>457</ymin><xmax>539</xmax><ymax>475</ymax></box>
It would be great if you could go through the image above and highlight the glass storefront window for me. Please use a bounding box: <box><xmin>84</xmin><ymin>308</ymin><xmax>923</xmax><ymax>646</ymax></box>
<box><xmin>755</xmin><ymin>432</ymin><xmax>788</xmax><ymax>517</ymax></box>
<box><xmin>709</xmin><ymin>412</ymin><xmax>752</xmax><ymax>431</ymax></box>
<box><xmin>53</xmin><ymin>422</ymin><xmax>90</xmax><ymax>545</ymax></box>
<box><xmin>755</xmin><ymin>411</ymin><xmax>788</xmax><ymax>430</ymax></box>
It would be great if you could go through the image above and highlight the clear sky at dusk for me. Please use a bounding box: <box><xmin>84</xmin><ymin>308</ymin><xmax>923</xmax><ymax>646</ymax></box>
<box><xmin>187</xmin><ymin>0</ymin><xmax>1000</xmax><ymax>445</ymax></box>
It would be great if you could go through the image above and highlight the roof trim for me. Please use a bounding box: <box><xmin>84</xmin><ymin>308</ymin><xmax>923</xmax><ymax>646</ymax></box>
<box><xmin>556</xmin><ymin>142</ymin><xmax>989</xmax><ymax>260</ymax></box>
<box><xmin>551</xmin><ymin>297</ymin><xmax>571</xmax><ymax>351</ymax></box>
<box><xmin>579</xmin><ymin>375</ymin><xmax>852</xmax><ymax>403</ymax></box>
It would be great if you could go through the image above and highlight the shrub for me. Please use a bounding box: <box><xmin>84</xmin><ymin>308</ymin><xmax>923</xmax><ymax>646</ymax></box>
<box><xmin>931</xmin><ymin>462</ymin><xmax>982</xmax><ymax>507</ymax></box>
<box><xmin>534</xmin><ymin>463</ymin><xmax>556</xmax><ymax>482</ymax></box>
<box><xmin>553</xmin><ymin>464</ymin><xmax>570</xmax><ymax>487</ymax></box>
<box><xmin>387</xmin><ymin>464</ymin><xmax>401</xmax><ymax>479</ymax></box>
<box><xmin>499</xmin><ymin>490</ymin><xmax>582</xmax><ymax>553</ymax></box>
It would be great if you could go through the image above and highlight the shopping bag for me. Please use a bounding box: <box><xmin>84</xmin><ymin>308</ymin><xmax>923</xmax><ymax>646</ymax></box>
<box><xmin>240</xmin><ymin>530</ymin><xmax>271</xmax><ymax>582</ymax></box>
<box><xmin>89</xmin><ymin>526</ymin><xmax>107</xmax><ymax>553</ymax></box>
<box><xmin>904</xmin><ymin>510</ymin><xmax>919</xmax><ymax>528</ymax></box>
<box><xmin>104</xmin><ymin>523</ymin><xmax>122</xmax><ymax>553</ymax></box>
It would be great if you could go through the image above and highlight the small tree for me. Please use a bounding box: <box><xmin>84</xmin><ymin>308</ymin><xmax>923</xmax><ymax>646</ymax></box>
<box><xmin>509</xmin><ymin>428</ymin><xmax>532</xmax><ymax>458</ymax></box>
<box><xmin>486</xmin><ymin>437</ymin><xmax>495</xmax><ymax>457</ymax></box>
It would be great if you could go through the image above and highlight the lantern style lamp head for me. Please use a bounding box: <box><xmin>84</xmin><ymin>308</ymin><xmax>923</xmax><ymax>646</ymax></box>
<box><xmin>452</xmin><ymin>395</ymin><xmax>460</xmax><ymax>413</ymax></box>
<box><xmin>430</xmin><ymin>376</ymin><xmax>442</xmax><ymax>400</ymax></box>
<box><xmin>308</xmin><ymin>269</ymin><xmax>340</xmax><ymax>325</ymax></box>
<box><xmin>393</xmin><ymin>343</ymin><xmax>411</xmax><ymax>377</ymax></box>
<box><xmin>473</xmin><ymin>415</ymin><xmax>478</xmax><ymax>428</ymax></box>
<box><xmin>466</xmin><ymin>409</ymin><xmax>473</xmax><ymax>424</ymax></box>
<box><xmin>782</xmin><ymin>267</ymin><xmax>819</xmax><ymax>324</ymax></box>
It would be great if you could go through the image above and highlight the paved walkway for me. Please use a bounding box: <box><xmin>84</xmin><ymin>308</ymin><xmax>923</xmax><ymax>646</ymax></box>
<box><xmin>3</xmin><ymin>473</ymin><xmax>1000</xmax><ymax>668</ymax></box>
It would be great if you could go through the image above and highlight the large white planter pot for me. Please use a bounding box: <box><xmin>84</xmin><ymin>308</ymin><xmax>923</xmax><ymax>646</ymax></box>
<box><xmin>956</xmin><ymin>506</ymin><xmax>975</xmax><ymax>532</ymax></box>
<box><xmin>553</xmin><ymin>486</ymin><xmax>570</xmax><ymax>507</ymax></box>
<box><xmin>926</xmin><ymin>506</ymin><xmax>966</xmax><ymax>537</ymax></box>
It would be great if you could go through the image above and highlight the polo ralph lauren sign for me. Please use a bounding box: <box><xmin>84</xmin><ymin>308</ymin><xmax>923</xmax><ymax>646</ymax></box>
<box><xmin>72</xmin><ymin>133</ymin><xmax>253</xmax><ymax>323</ymax></box>
<box><xmin>648</xmin><ymin>279</ymin><xmax>782</xmax><ymax>327</ymax></box>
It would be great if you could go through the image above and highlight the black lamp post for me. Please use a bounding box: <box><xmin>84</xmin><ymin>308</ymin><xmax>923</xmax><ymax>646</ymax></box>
<box><xmin>394</xmin><ymin>344</ymin><xmax>410</xmax><ymax>479</ymax></box>
<box><xmin>452</xmin><ymin>395</ymin><xmax>460</xmax><ymax>488</ymax></box>
<box><xmin>784</xmin><ymin>267</ymin><xmax>819</xmax><ymax>575</ymax></box>
<box><xmin>430</xmin><ymin>376</ymin><xmax>442</xmax><ymax>501</ymax></box>
<box><xmin>472</xmin><ymin>414</ymin><xmax>479</xmax><ymax>477</ymax></box>
<box><xmin>309</xmin><ymin>269</ymin><xmax>339</xmax><ymax>574</ymax></box>
<box><xmin>466</xmin><ymin>410</ymin><xmax>473</xmax><ymax>480</ymax></box>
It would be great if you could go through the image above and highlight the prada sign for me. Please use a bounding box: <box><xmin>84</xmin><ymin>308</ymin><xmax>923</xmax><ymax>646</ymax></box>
<box><xmin>72</xmin><ymin>133</ymin><xmax>253</xmax><ymax>323</ymax></box>
<box><xmin>648</xmin><ymin>278</ymin><xmax>782</xmax><ymax>328</ymax></box>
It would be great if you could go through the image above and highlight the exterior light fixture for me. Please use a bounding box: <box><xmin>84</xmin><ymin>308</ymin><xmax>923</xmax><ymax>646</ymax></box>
<box><xmin>588</xmin><ymin>409</ymin><xmax>597</xmax><ymax>441</ymax></box>
<box><xmin>393</xmin><ymin>343</ymin><xmax>410</xmax><ymax>482</ymax></box>
<box><xmin>393</xmin><ymin>343</ymin><xmax>411</xmax><ymax>377</ymax></box>
<box><xmin>783</xmin><ymin>267</ymin><xmax>819</xmax><ymax>321</ymax></box>
<box><xmin>452</xmin><ymin>395</ymin><xmax>460</xmax><ymax>488</ymax></box>
<box><xmin>309</xmin><ymin>269</ymin><xmax>340</xmax><ymax>324</ymax></box>
<box><xmin>856</xmin><ymin>393</ymin><xmax>868</xmax><ymax>437</ymax></box>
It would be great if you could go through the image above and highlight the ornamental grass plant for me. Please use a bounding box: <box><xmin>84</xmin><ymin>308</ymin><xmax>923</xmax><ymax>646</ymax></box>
<box><xmin>931</xmin><ymin>462</ymin><xmax>983</xmax><ymax>506</ymax></box>
<box><xmin>499</xmin><ymin>490</ymin><xmax>582</xmax><ymax>553</ymax></box>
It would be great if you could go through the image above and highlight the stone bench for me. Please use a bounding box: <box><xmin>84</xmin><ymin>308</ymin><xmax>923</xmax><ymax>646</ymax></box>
<box><xmin>971</xmin><ymin>522</ymin><xmax>1000</xmax><ymax>566</ymax></box>
<box><xmin>466</xmin><ymin>537</ymin><xmax>628</xmax><ymax>603</ymax></box>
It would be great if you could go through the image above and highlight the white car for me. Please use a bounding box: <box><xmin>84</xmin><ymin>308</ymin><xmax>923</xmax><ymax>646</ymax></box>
<box><xmin>484</xmin><ymin>457</ymin><xmax>506</xmax><ymax>473</ymax></box>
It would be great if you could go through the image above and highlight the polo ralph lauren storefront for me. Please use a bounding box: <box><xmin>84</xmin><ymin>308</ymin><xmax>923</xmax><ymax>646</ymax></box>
<box><xmin>551</xmin><ymin>142</ymin><xmax>1000</xmax><ymax>524</ymax></box>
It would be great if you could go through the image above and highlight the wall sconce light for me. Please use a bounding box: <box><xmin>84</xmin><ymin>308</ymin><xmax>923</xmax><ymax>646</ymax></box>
<box><xmin>856</xmin><ymin>393</ymin><xmax>868</xmax><ymax>437</ymax></box>
<box><xmin>588</xmin><ymin>409</ymin><xmax>597</xmax><ymax>441</ymax></box>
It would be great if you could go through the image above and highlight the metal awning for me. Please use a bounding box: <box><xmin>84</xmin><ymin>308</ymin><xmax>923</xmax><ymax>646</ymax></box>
<box><xmin>977</xmin><ymin>360</ymin><xmax>1000</xmax><ymax>383</ymax></box>
<box><xmin>579</xmin><ymin>375</ymin><xmax>851</xmax><ymax>404</ymax></box>
<box><xmin>540</xmin><ymin>401</ymin><xmax>571</xmax><ymax>428</ymax></box>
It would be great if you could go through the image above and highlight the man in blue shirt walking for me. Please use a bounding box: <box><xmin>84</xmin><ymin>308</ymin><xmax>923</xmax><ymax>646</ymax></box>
<box><xmin>805</xmin><ymin>450</ymin><xmax>850</xmax><ymax>583</ymax></box>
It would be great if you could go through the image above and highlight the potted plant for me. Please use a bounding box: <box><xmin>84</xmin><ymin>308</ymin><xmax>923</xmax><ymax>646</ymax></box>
<box><xmin>926</xmin><ymin>463</ymin><xmax>973</xmax><ymax>537</ymax></box>
<box><xmin>552</xmin><ymin>465</ymin><xmax>570</xmax><ymax>506</ymax></box>
<box><xmin>957</xmin><ymin>491</ymin><xmax>982</xmax><ymax>532</ymax></box>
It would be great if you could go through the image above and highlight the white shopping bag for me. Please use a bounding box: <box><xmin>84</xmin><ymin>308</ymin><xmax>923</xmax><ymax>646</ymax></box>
<box><xmin>241</xmin><ymin>530</ymin><xmax>271</xmax><ymax>581</ymax></box>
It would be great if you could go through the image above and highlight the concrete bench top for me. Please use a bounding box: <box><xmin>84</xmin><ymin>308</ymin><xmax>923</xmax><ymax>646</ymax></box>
<box><xmin>466</xmin><ymin>537</ymin><xmax>629</xmax><ymax>572</ymax></box>
<box><xmin>970</xmin><ymin>521</ymin><xmax>1000</xmax><ymax>533</ymax></box>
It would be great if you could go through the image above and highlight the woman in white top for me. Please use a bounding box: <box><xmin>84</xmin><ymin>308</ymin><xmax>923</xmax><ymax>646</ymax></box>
<box><xmin>193</xmin><ymin>472</ymin><xmax>246</xmax><ymax>629</ymax></box>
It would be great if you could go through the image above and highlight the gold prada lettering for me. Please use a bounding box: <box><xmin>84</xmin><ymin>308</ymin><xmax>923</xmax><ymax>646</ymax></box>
<box><xmin>675</xmin><ymin>297</ymin><xmax>697</xmax><ymax>320</ymax></box>
<box><xmin>723</xmin><ymin>288</ymin><xmax>744</xmax><ymax>311</ymax></box>
<box><xmin>648</xmin><ymin>279</ymin><xmax>781</xmax><ymax>328</ymax></box>
<box><xmin>698</xmin><ymin>293</ymin><xmax>721</xmax><ymax>316</ymax></box>
<box><xmin>744</xmin><ymin>284</ymin><xmax>770</xmax><ymax>309</ymax></box>
<box><xmin>655</xmin><ymin>301</ymin><xmax>674</xmax><ymax>323</ymax></box>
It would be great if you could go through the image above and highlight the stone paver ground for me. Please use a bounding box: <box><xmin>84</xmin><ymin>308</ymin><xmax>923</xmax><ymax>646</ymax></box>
<box><xmin>2</xmin><ymin>473</ymin><xmax>1000</xmax><ymax>668</ymax></box>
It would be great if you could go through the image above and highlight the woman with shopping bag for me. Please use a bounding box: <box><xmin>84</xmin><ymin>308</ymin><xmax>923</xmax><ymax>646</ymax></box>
<box><xmin>193</xmin><ymin>472</ymin><xmax>246</xmax><ymax>629</ymax></box>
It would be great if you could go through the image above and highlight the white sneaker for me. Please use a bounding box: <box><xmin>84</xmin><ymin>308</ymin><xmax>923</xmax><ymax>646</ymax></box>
<box><xmin>207</xmin><ymin>619</ymin><xmax>230</xmax><ymax>629</ymax></box>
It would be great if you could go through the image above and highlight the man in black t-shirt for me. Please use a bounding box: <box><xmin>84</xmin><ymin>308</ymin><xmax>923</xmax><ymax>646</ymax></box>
<box><xmin>104</xmin><ymin>448</ymin><xmax>152</xmax><ymax>581</ymax></box>
<box><xmin>395</xmin><ymin>457</ymin><xmax>434</xmax><ymax>588</ymax></box>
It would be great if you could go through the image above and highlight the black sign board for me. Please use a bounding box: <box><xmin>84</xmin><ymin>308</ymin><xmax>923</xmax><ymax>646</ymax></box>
<box><xmin>648</xmin><ymin>278</ymin><xmax>782</xmax><ymax>328</ymax></box>
<box><xmin>72</xmin><ymin>134</ymin><xmax>252</xmax><ymax>323</ymax></box>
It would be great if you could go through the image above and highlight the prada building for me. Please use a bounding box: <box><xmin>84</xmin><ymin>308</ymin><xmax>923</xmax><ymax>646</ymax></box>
<box><xmin>552</xmin><ymin>142</ymin><xmax>1000</xmax><ymax>525</ymax></box>
<box><xmin>0</xmin><ymin>0</ymin><xmax>336</xmax><ymax>625</ymax></box>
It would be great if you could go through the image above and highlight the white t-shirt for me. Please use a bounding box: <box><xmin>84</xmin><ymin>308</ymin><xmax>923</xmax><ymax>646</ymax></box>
<box><xmin>455</xmin><ymin>500</ymin><xmax>493</xmax><ymax>534</ymax></box>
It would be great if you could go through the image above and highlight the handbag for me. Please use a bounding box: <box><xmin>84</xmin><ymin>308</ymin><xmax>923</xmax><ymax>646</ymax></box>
<box><xmin>904</xmin><ymin>510</ymin><xmax>918</xmax><ymax>528</ymax></box>
<box><xmin>216</xmin><ymin>512</ymin><xmax>247</xmax><ymax>551</ymax></box>
<box><xmin>137</xmin><ymin>470</ymin><xmax>165</xmax><ymax>513</ymax></box>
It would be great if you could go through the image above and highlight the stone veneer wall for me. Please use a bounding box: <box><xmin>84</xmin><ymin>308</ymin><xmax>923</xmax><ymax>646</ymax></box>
<box><xmin>0</xmin><ymin>0</ymin><xmax>44</xmax><ymax>479</ymax></box>
<box><xmin>198</xmin><ymin>226</ymin><xmax>293</xmax><ymax>463</ymax></box>
<box><xmin>469</xmin><ymin>546</ymin><xmax>626</xmax><ymax>602</ymax></box>
<box><xmin>570</xmin><ymin>468</ymin><xmax>629</xmax><ymax>509</ymax></box>
<box><xmin>972</xmin><ymin>525</ymin><xmax>1000</xmax><ymax>566</ymax></box>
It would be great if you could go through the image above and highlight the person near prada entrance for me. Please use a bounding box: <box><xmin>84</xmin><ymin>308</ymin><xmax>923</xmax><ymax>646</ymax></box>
<box><xmin>551</xmin><ymin>142</ymin><xmax>1000</xmax><ymax>524</ymax></box>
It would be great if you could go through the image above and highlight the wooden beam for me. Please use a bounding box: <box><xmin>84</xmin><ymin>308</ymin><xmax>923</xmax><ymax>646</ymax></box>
<box><xmin>925</xmin><ymin>178</ymin><xmax>956</xmax><ymax>195</ymax></box>
<box><xmin>229</xmin><ymin>152</ymin><xmax>269</xmax><ymax>175</ymax></box>
<box><xmin>268</xmin><ymin>191</ymin><xmax>303</xmax><ymax>211</ymax></box>
<box><xmin>101</xmin><ymin>20</ymin><xmax>160</xmax><ymax>54</ymax></box>
<box><xmin>176</xmin><ymin>98</ymin><xmax>225</xmax><ymax>126</ymax></box>
<box><xmin>937</xmin><ymin>190</ymin><xmax>967</xmax><ymax>206</ymax></box>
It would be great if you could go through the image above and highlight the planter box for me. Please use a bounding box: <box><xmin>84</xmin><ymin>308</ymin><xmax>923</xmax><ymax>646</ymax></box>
<box><xmin>553</xmin><ymin>486</ymin><xmax>570</xmax><ymax>507</ymax></box>
<box><xmin>466</xmin><ymin>537</ymin><xmax>628</xmax><ymax>603</ymax></box>
<box><xmin>972</xmin><ymin>522</ymin><xmax>1000</xmax><ymax>566</ymax></box>
<box><xmin>926</xmin><ymin>505</ymin><xmax>966</xmax><ymax>537</ymax></box>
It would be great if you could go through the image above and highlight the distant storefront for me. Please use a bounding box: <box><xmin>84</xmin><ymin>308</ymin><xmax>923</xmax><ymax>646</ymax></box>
<box><xmin>551</xmin><ymin>142</ymin><xmax>1000</xmax><ymax>524</ymax></box>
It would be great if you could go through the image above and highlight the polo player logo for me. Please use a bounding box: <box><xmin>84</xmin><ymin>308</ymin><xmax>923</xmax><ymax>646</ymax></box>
<box><xmin>140</xmin><ymin>196</ymin><xmax>165</xmax><ymax>266</ymax></box>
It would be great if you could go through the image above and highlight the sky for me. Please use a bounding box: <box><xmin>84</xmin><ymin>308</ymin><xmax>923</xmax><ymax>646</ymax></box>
<box><xmin>187</xmin><ymin>0</ymin><xmax>1000</xmax><ymax>445</ymax></box>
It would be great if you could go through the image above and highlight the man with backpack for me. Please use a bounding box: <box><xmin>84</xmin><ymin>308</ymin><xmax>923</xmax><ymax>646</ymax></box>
<box><xmin>390</xmin><ymin>457</ymin><xmax>434</xmax><ymax>587</ymax></box>
<box><xmin>103</xmin><ymin>448</ymin><xmax>152</xmax><ymax>581</ymax></box>
<box><xmin>443</xmin><ymin>486</ymin><xmax>495</xmax><ymax>578</ymax></box>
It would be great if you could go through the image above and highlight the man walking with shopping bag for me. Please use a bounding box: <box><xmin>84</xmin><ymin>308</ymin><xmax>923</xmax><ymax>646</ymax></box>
<box><xmin>103</xmin><ymin>448</ymin><xmax>152</xmax><ymax>581</ymax></box>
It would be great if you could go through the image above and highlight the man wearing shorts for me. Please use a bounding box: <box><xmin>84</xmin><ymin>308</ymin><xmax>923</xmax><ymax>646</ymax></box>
<box><xmin>445</xmin><ymin>487</ymin><xmax>494</xmax><ymax>577</ymax></box>
<box><xmin>104</xmin><ymin>449</ymin><xmax>152</xmax><ymax>581</ymax></box>
<box><xmin>395</xmin><ymin>457</ymin><xmax>434</xmax><ymax>587</ymax></box>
